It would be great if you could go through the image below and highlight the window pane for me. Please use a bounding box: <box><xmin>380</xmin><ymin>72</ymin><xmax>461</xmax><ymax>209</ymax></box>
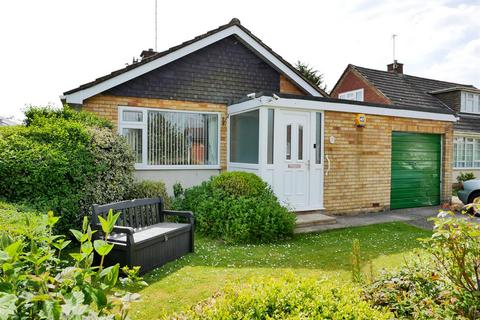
<box><xmin>122</xmin><ymin>128</ymin><xmax>142</xmax><ymax>163</ymax></box>
<box><xmin>229</xmin><ymin>110</ymin><xmax>259</xmax><ymax>164</ymax></box>
<box><xmin>355</xmin><ymin>90</ymin><xmax>364</xmax><ymax>101</ymax></box>
<box><xmin>466</xmin><ymin>138</ymin><xmax>474</xmax><ymax>168</ymax></box>
<box><xmin>123</xmin><ymin>110</ymin><xmax>143</xmax><ymax>122</ymax></box>
<box><xmin>298</xmin><ymin>125</ymin><xmax>303</xmax><ymax>160</ymax></box>
<box><xmin>315</xmin><ymin>113</ymin><xmax>322</xmax><ymax>164</ymax></box>
<box><xmin>286</xmin><ymin>124</ymin><xmax>291</xmax><ymax>160</ymax></box>
<box><xmin>267</xmin><ymin>109</ymin><xmax>274</xmax><ymax>164</ymax></box>
<box><xmin>147</xmin><ymin>111</ymin><xmax>218</xmax><ymax>165</ymax></box>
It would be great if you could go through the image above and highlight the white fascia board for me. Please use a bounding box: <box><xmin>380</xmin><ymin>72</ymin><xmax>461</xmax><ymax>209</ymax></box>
<box><xmin>64</xmin><ymin>26</ymin><xmax>322</xmax><ymax>104</ymax></box>
<box><xmin>228</xmin><ymin>97</ymin><xmax>458</xmax><ymax>122</ymax></box>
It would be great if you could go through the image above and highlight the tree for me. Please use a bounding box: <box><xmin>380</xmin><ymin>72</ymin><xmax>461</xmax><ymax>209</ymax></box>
<box><xmin>295</xmin><ymin>61</ymin><xmax>327</xmax><ymax>91</ymax></box>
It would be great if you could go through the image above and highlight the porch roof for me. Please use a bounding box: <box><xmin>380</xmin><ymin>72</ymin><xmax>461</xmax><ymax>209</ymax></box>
<box><xmin>228</xmin><ymin>92</ymin><xmax>457</xmax><ymax>122</ymax></box>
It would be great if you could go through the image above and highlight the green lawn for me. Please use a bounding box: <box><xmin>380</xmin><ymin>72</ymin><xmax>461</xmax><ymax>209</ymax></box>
<box><xmin>130</xmin><ymin>222</ymin><xmax>431</xmax><ymax>319</ymax></box>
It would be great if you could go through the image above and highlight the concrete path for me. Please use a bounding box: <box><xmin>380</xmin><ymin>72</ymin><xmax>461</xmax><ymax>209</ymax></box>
<box><xmin>301</xmin><ymin>206</ymin><xmax>441</xmax><ymax>233</ymax></box>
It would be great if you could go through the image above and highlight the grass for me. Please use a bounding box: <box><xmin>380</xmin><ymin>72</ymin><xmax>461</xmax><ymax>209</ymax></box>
<box><xmin>130</xmin><ymin>222</ymin><xmax>431</xmax><ymax>319</ymax></box>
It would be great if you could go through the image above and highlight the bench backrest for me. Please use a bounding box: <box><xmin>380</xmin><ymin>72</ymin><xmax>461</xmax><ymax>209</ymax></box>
<box><xmin>92</xmin><ymin>198</ymin><xmax>164</xmax><ymax>229</ymax></box>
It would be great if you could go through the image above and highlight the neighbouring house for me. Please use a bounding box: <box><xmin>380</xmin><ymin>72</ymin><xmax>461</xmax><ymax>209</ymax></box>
<box><xmin>331</xmin><ymin>62</ymin><xmax>480</xmax><ymax>182</ymax></box>
<box><xmin>62</xmin><ymin>19</ymin><xmax>455</xmax><ymax>214</ymax></box>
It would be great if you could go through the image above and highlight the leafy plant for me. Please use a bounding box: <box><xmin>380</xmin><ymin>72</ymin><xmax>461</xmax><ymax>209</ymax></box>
<box><xmin>128</xmin><ymin>180</ymin><xmax>171</xmax><ymax>209</ymax></box>
<box><xmin>0</xmin><ymin>210</ymin><xmax>145</xmax><ymax>319</ymax></box>
<box><xmin>173</xmin><ymin>172</ymin><xmax>295</xmax><ymax>244</ymax></box>
<box><xmin>352</xmin><ymin>238</ymin><xmax>362</xmax><ymax>283</ymax></box>
<box><xmin>295</xmin><ymin>61</ymin><xmax>327</xmax><ymax>90</ymax></box>
<box><xmin>0</xmin><ymin>106</ymin><xmax>135</xmax><ymax>234</ymax></box>
<box><xmin>172</xmin><ymin>274</ymin><xmax>391</xmax><ymax>319</ymax></box>
<box><xmin>457</xmin><ymin>172</ymin><xmax>476</xmax><ymax>183</ymax></box>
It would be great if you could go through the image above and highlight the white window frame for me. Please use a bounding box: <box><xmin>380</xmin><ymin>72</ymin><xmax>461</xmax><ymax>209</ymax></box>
<box><xmin>460</xmin><ymin>91</ymin><xmax>480</xmax><ymax>114</ymax></box>
<box><xmin>454</xmin><ymin>134</ymin><xmax>480</xmax><ymax>169</ymax></box>
<box><xmin>118</xmin><ymin>106</ymin><xmax>221</xmax><ymax>170</ymax></box>
<box><xmin>338</xmin><ymin>88</ymin><xmax>364</xmax><ymax>101</ymax></box>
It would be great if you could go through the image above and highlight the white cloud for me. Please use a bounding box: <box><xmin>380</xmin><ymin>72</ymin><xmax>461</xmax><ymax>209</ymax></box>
<box><xmin>0</xmin><ymin>0</ymin><xmax>479</xmax><ymax>118</ymax></box>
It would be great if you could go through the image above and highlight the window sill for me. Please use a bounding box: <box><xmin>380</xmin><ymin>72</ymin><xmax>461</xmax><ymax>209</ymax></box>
<box><xmin>135</xmin><ymin>165</ymin><xmax>221</xmax><ymax>170</ymax></box>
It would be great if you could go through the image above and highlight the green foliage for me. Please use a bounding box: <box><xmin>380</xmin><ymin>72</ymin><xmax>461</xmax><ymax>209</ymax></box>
<box><xmin>365</xmin><ymin>210</ymin><xmax>480</xmax><ymax>319</ymax></box>
<box><xmin>0</xmin><ymin>211</ymin><xmax>145</xmax><ymax>319</ymax></box>
<box><xmin>352</xmin><ymin>238</ymin><xmax>362</xmax><ymax>283</ymax></box>
<box><xmin>174</xmin><ymin>172</ymin><xmax>295</xmax><ymax>244</ymax></box>
<box><xmin>24</xmin><ymin>105</ymin><xmax>113</xmax><ymax>129</ymax></box>
<box><xmin>128</xmin><ymin>180</ymin><xmax>171</xmax><ymax>209</ymax></box>
<box><xmin>457</xmin><ymin>172</ymin><xmax>476</xmax><ymax>183</ymax></box>
<box><xmin>173</xmin><ymin>182</ymin><xmax>184</xmax><ymax>199</ymax></box>
<box><xmin>210</xmin><ymin>171</ymin><xmax>266</xmax><ymax>197</ymax></box>
<box><xmin>295</xmin><ymin>61</ymin><xmax>327</xmax><ymax>90</ymax></box>
<box><xmin>0</xmin><ymin>106</ymin><xmax>135</xmax><ymax>234</ymax></box>
<box><xmin>0</xmin><ymin>201</ymin><xmax>47</xmax><ymax>239</ymax></box>
<box><xmin>173</xmin><ymin>275</ymin><xmax>391</xmax><ymax>319</ymax></box>
<box><xmin>364</xmin><ymin>258</ymin><xmax>458</xmax><ymax>319</ymax></box>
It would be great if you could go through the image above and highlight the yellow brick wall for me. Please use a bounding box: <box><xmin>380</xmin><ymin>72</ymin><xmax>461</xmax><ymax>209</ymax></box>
<box><xmin>324</xmin><ymin>111</ymin><xmax>453</xmax><ymax>214</ymax></box>
<box><xmin>82</xmin><ymin>95</ymin><xmax>228</xmax><ymax>169</ymax></box>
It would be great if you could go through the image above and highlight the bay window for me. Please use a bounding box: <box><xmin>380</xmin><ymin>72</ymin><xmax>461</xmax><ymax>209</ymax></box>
<box><xmin>119</xmin><ymin>107</ymin><xmax>220</xmax><ymax>168</ymax></box>
<box><xmin>454</xmin><ymin>136</ymin><xmax>480</xmax><ymax>169</ymax></box>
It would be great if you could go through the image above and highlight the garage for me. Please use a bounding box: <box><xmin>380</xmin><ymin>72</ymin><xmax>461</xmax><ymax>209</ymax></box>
<box><xmin>390</xmin><ymin>132</ymin><xmax>441</xmax><ymax>209</ymax></box>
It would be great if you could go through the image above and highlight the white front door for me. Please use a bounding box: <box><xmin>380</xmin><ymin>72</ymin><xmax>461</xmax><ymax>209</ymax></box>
<box><xmin>274</xmin><ymin>111</ymin><xmax>310</xmax><ymax>210</ymax></box>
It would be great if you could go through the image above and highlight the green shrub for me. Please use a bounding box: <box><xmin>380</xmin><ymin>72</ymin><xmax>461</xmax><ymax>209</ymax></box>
<box><xmin>457</xmin><ymin>172</ymin><xmax>476</xmax><ymax>183</ymax></box>
<box><xmin>24</xmin><ymin>104</ymin><xmax>113</xmax><ymax>129</ymax></box>
<box><xmin>128</xmin><ymin>180</ymin><xmax>171</xmax><ymax>209</ymax></box>
<box><xmin>0</xmin><ymin>200</ymin><xmax>47</xmax><ymax>239</ymax></box>
<box><xmin>173</xmin><ymin>172</ymin><xmax>295</xmax><ymax>244</ymax></box>
<box><xmin>210</xmin><ymin>171</ymin><xmax>266</xmax><ymax>197</ymax></box>
<box><xmin>0</xmin><ymin>106</ymin><xmax>134</xmax><ymax>234</ymax></box>
<box><xmin>364</xmin><ymin>258</ymin><xmax>457</xmax><ymax>319</ymax></box>
<box><xmin>172</xmin><ymin>275</ymin><xmax>391</xmax><ymax>319</ymax></box>
<box><xmin>0</xmin><ymin>210</ymin><xmax>145</xmax><ymax>319</ymax></box>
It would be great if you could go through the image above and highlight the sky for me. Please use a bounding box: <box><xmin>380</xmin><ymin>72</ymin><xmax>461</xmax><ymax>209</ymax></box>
<box><xmin>1</xmin><ymin>0</ymin><xmax>479</xmax><ymax>119</ymax></box>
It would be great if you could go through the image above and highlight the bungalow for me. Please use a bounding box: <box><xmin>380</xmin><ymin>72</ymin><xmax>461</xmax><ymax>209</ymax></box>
<box><xmin>61</xmin><ymin>19</ymin><xmax>455</xmax><ymax>214</ymax></box>
<box><xmin>331</xmin><ymin>63</ymin><xmax>480</xmax><ymax>181</ymax></box>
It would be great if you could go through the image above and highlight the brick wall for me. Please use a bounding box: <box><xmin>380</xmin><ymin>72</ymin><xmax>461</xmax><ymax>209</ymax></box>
<box><xmin>82</xmin><ymin>95</ymin><xmax>228</xmax><ymax>169</ymax></box>
<box><xmin>323</xmin><ymin>111</ymin><xmax>453</xmax><ymax>214</ymax></box>
<box><xmin>331</xmin><ymin>69</ymin><xmax>390</xmax><ymax>104</ymax></box>
<box><xmin>280</xmin><ymin>74</ymin><xmax>306</xmax><ymax>95</ymax></box>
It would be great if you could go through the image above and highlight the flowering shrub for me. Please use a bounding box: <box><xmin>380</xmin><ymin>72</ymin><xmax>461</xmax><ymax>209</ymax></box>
<box><xmin>171</xmin><ymin>275</ymin><xmax>391</xmax><ymax>319</ymax></box>
<box><xmin>0</xmin><ymin>210</ymin><xmax>145</xmax><ymax>319</ymax></box>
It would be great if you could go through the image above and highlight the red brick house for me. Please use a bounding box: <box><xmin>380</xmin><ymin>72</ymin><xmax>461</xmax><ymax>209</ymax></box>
<box><xmin>331</xmin><ymin>62</ymin><xmax>480</xmax><ymax>181</ymax></box>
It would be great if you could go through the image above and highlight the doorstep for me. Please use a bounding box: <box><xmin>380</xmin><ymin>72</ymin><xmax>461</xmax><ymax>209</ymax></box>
<box><xmin>294</xmin><ymin>211</ymin><xmax>337</xmax><ymax>234</ymax></box>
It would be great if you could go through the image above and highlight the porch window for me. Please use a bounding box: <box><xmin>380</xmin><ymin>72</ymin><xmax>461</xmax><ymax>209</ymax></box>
<box><xmin>229</xmin><ymin>110</ymin><xmax>259</xmax><ymax>164</ymax></box>
<box><xmin>267</xmin><ymin>109</ymin><xmax>274</xmax><ymax>164</ymax></box>
<box><xmin>315</xmin><ymin>112</ymin><xmax>322</xmax><ymax>164</ymax></box>
<box><xmin>454</xmin><ymin>136</ymin><xmax>480</xmax><ymax>168</ymax></box>
<box><xmin>119</xmin><ymin>107</ymin><xmax>220</xmax><ymax>167</ymax></box>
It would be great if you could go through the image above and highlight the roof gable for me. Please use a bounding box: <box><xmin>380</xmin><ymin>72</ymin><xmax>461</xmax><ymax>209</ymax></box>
<box><xmin>62</xmin><ymin>19</ymin><xmax>326</xmax><ymax>104</ymax></box>
<box><xmin>104</xmin><ymin>36</ymin><xmax>281</xmax><ymax>104</ymax></box>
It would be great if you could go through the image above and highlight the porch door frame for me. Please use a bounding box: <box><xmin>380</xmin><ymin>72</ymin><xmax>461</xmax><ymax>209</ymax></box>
<box><xmin>272</xmin><ymin>109</ymin><xmax>324</xmax><ymax>211</ymax></box>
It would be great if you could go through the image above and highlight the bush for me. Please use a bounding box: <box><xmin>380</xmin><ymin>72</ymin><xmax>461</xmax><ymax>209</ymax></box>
<box><xmin>172</xmin><ymin>275</ymin><xmax>391</xmax><ymax>319</ymax></box>
<box><xmin>0</xmin><ymin>106</ymin><xmax>135</xmax><ymax>234</ymax></box>
<box><xmin>457</xmin><ymin>172</ymin><xmax>476</xmax><ymax>183</ymax></box>
<box><xmin>174</xmin><ymin>172</ymin><xmax>295</xmax><ymax>244</ymax></box>
<box><xmin>0</xmin><ymin>210</ymin><xmax>145</xmax><ymax>319</ymax></box>
<box><xmin>364</xmin><ymin>258</ymin><xmax>457</xmax><ymax>319</ymax></box>
<box><xmin>128</xmin><ymin>180</ymin><xmax>171</xmax><ymax>209</ymax></box>
<box><xmin>0</xmin><ymin>200</ymin><xmax>47</xmax><ymax>239</ymax></box>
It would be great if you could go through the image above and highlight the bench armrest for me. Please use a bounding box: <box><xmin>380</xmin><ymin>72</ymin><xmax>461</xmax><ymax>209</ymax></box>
<box><xmin>93</xmin><ymin>224</ymin><xmax>135</xmax><ymax>235</ymax></box>
<box><xmin>163</xmin><ymin>210</ymin><xmax>194</xmax><ymax>223</ymax></box>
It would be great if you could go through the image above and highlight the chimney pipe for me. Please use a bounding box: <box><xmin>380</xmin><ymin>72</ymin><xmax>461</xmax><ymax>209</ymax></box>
<box><xmin>387</xmin><ymin>60</ymin><xmax>403</xmax><ymax>74</ymax></box>
<box><xmin>140</xmin><ymin>48</ymin><xmax>157</xmax><ymax>60</ymax></box>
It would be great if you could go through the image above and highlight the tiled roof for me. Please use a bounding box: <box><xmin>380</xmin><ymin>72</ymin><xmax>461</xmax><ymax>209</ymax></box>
<box><xmin>63</xmin><ymin>18</ymin><xmax>327</xmax><ymax>97</ymax></box>
<box><xmin>352</xmin><ymin>65</ymin><xmax>475</xmax><ymax>114</ymax></box>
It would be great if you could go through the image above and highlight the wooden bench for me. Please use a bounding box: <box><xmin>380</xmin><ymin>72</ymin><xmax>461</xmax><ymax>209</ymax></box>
<box><xmin>92</xmin><ymin>198</ymin><xmax>194</xmax><ymax>274</ymax></box>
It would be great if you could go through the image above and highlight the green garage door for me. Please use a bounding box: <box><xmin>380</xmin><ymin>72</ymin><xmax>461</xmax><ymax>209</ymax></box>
<box><xmin>390</xmin><ymin>132</ymin><xmax>441</xmax><ymax>209</ymax></box>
